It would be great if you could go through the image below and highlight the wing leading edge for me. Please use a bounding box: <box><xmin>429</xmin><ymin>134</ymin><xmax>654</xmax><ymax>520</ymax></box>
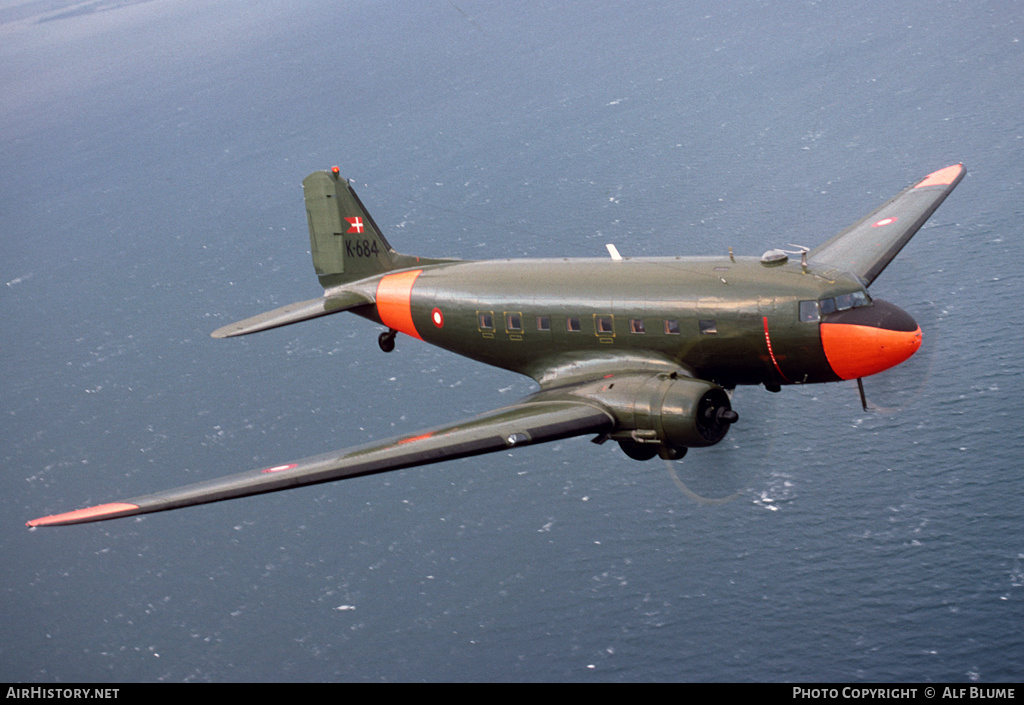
<box><xmin>27</xmin><ymin>399</ymin><xmax>613</xmax><ymax>527</ymax></box>
<box><xmin>809</xmin><ymin>164</ymin><xmax>964</xmax><ymax>286</ymax></box>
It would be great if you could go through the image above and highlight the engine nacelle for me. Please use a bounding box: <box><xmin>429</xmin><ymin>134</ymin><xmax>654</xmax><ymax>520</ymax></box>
<box><xmin>641</xmin><ymin>373</ymin><xmax>737</xmax><ymax>448</ymax></box>
<box><xmin>585</xmin><ymin>372</ymin><xmax>738</xmax><ymax>459</ymax></box>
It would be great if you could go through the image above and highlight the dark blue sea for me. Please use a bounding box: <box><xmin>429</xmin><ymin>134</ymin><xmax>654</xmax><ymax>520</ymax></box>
<box><xmin>2</xmin><ymin>0</ymin><xmax>1022</xmax><ymax>683</ymax></box>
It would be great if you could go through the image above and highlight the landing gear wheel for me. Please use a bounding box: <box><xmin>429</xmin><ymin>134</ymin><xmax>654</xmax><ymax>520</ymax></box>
<box><xmin>619</xmin><ymin>439</ymin><xmax>658</xmax><ymax>461</ymax></box>
<box><xmin>378</xmin><ymin>330</ymin><xmax>396</xmax><ymax>353</ymax></box>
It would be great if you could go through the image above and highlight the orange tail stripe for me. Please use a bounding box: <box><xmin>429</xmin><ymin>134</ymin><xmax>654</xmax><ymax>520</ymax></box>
<box><xmin>376</xmin><ymin>269</ymin><xmax>423</xmax><ymax>340</ymax></box>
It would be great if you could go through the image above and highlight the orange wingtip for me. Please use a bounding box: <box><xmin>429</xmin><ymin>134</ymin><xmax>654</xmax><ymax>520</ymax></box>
<box><xmin>915</xmin><ymin>164</ymin><xmax>963</xmax><ymax>189</ymax></box>
<box><xmin>27</xmin><ymin>502</ymin><xmax>139</xmax><ymax>527</ymax></box>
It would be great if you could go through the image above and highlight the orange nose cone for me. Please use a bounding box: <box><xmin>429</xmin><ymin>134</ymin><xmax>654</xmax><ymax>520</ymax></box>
<box><xmin>820</xmin><ymin>322</ymin><xmax>922</xmax><ymax>380</ymax></box>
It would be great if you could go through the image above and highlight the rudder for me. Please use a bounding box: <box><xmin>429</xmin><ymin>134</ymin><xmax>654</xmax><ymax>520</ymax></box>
<box><xmin>303</xmin><ymin>168</ymin><xmax>396</xmax><ymax>288</ymax></box>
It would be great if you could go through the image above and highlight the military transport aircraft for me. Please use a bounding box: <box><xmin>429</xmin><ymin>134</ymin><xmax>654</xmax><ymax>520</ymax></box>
<box><xmin>26</xmin><ymin>163</ymin><xmax>964</xmax><ymax>527</ymax></box>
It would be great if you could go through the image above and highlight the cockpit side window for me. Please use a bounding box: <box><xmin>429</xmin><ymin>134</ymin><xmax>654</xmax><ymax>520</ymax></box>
<box><xmin>835</xmin><ymin>293</ymin><xmax>854</xmax><ymax>311</ymax></box>
<box><xmin>799</xmin><ymin>300</ymin><xmax>820</xmax><ymax>322</ymax></box>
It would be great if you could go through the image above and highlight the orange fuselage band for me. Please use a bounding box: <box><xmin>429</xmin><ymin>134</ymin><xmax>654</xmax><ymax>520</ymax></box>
<box><xmin>376</xmin><ymin>270</ymin><xmax>423</xmax><ymax>340</ymax></box>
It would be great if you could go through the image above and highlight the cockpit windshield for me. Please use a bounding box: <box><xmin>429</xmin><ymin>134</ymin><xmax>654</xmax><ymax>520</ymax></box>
<box><xmin>800</xmin><ymin>290</ymin><xmax>871</xmax><ymax>322</ymax></box>
<box><xmin>832</xmin><ymin>290</ymin><xmax>870</xmax><ymax>311</ymax></box>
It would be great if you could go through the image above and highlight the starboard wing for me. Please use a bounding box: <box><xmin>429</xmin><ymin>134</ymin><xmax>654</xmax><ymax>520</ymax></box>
<box><xmin>27</xmin><ymin>399</ymin><xmax>613</xmax><ymax>527</ymax></box>
<box><xmin>808</xmin><ymin>164</ymin><xmax>964</xmax><ymax>286</ymax></box>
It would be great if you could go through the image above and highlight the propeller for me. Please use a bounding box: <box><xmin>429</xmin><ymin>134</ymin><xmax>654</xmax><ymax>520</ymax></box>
<box><xmin>659</xmin><ymin>388</ymin><xmax>775</xmax><ymax>506</ymax></box>
<box><xmin>663</xmin><ymin>457</ymin><xmax>746</xmax><ymax>505</ymax></box>
<box><xmin>855</xmin><ymin>297</ymin><xmax>939</xmax><ymax>414</ymax></box>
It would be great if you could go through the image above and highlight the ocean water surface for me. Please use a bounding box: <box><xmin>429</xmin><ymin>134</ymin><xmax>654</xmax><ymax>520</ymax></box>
<box><xmin>2</xmin><ymin>0</ymin><xmax>1022</xmax><ymax>682</ymax></box>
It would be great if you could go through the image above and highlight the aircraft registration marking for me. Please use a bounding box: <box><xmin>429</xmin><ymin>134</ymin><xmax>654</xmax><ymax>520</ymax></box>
<box><xmin>346</xmin><ymin>239</ymin><xmax>381</xmax><ymax>258</ymax></box>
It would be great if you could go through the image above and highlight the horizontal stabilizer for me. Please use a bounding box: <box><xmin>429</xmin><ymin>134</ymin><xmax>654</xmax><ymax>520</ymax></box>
<box><xmin>809</xmin><ymin>164</ymin><xmax>964</xmax><ymax>286</ymax></box>
<box><xmin>26</xmin><ymin>400</ymin><xmax>613</xmax><ymax>527</ymax></box>
<box><xmin>210</xmin><ymin>289</ymin><xmax>373</xmax><ymax>338</ymax></box>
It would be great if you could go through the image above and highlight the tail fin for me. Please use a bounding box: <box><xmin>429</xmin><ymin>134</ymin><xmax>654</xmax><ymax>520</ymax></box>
<box><xmin>303</xmin><ymin>168</ymin><xmax>397</xmax><ymax>288</ymax></box>
<box><xmin>211</xmin><ymin>169</ymin><xmax>458</xmax><ymax>339</ymax></box>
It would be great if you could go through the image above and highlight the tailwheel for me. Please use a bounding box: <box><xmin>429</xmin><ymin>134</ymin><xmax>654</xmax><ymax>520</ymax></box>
<box><xmin>378</xmin><ymin>329</ymin><xmax>396</xmax><ymax>353</ymax></box>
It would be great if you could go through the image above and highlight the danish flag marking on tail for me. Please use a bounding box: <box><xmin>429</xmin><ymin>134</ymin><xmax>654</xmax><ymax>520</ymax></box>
<box><xmin>345</xmin><ymin>217</ymin><xmax>365</xmax><ymax>234</ymax></box>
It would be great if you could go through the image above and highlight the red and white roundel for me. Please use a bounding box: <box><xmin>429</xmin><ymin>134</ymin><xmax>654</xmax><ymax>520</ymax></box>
<box><xmin>431</xmin><ymin>307</ymin><xmax>444</xmax><ymax>328</ymax></box>
<box><xmin>872</xmin><ymin>216</ymin><xmax>898</xmax><ymax>228</ymax></box>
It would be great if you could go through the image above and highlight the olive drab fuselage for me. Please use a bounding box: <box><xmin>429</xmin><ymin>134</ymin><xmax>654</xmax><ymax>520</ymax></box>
<box><xmin>347</xmin><ymin>255</ymin><xmax>866</xmax><ymax>389</ymax></box>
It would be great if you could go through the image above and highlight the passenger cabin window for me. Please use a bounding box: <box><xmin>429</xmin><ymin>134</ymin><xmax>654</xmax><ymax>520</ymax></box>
<box><xmin>567</xmin><ymin>316</ymin><xmax>581</xmax><ymax>332</ymax></box>
<box><xmin>536</xmin><ymin>316</ymin><xmax>551</xmax><ymax>331</ymax></box>
<box><xmin>478</xmin><ymin>312</ymin><xmax>494</xmax><ymax>330</ymax></box>
<box><xmin>629</xmin><ymin>318</ymin><xmax>645</xmax><ymax>334</ymax></box>
<box><xmin>595</xmin><ymin>315</ymin><xmax>614</xmax><ymax>335</ymax></box>
<box><xmin>699</xmin><ymin>319</ymin><xmax>718</xmax><ymax>334</ymax></box>
<box><xmin>505</xmin><ymin>312</ymin><xmax>522</xmax><ymax>332</ymax></box>
<box><xmin>664</xmin><ymin>319</ymin><xmax>680</xmax><ymax>335</ymax></box>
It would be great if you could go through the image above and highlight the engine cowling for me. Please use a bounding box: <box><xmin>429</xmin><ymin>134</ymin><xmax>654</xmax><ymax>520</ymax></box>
<box><xmin>643</xmin><ymin>374</ymin><xmax>737</xmax><ymax>448</ymax></box>
<box><xmin>587</xmin><ymin>372</ymin><xmax>738</xmax><ymax>460</ymax></box>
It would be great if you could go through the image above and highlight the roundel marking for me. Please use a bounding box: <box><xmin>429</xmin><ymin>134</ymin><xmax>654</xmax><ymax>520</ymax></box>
<box><xmin>431</xmin><ymin>307</ymin><xmax>444</xmax><ymax>328</ymax></box>
<box><xmin>871</xmin><ymin>216</ymin><xmax>898</xmax><ymax>228</ymax></box>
